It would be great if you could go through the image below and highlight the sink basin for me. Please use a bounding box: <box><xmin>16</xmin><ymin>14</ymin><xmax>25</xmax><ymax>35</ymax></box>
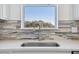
<box><xmin>21</xmin><ymin>42</ymin><xmax>60</xmax><ymax>47</ymax></box>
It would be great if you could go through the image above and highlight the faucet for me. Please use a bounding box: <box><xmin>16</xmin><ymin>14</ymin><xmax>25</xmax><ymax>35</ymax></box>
<box><xmin>33</xmin><ymin>22</ymin><xmax>43</xmax><ymax>41</ymax></box>
<box><xmin>38</xmin><ymin>24</ymin><xmax>41</xmax><ymax>41</ymax></box>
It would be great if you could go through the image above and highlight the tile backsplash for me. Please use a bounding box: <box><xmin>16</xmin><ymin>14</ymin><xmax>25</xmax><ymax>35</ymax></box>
<box><xmin>0</xmin><ymin>19</ymin><xmax>20</xmax><ymax>40</ymax></box>
<box><xmin>0</xmin><ymin>19</ymin><xmax>79</xmax><ymax>40</ymax></box>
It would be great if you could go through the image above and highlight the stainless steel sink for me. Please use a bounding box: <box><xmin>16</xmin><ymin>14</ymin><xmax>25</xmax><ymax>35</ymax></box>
<box><xmin>21</xmin><ymin>42</ymin><xmax>60</xmax><ymax>47</ymax></box>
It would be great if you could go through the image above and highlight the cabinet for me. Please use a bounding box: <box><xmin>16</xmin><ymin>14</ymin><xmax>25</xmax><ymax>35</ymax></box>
<box><xmin>0</xmin><ymin>4</ymin><xmax>21</xmax><ymax>20</ymax></box>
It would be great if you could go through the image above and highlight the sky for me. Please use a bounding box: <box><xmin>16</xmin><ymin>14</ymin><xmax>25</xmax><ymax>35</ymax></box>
<box><xmin>24</xmin><ymin>6</ymin><xmax>56</xmax><ymax>25</ymax></box>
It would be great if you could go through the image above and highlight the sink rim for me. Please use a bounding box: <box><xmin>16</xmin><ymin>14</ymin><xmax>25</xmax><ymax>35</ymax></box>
<box><xmin>21</xmin><ymin>42</ymin><xmax>60</xmax><ymax>47</ymax></box>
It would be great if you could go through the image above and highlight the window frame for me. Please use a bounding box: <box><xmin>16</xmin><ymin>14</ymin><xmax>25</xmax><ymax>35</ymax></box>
<box><xmin>21</xmin><ymin>4</ymin><xmax>58</xmax><ymax>29</ymax></box>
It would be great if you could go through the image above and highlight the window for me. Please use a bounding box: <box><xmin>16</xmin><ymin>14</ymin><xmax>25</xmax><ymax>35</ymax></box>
<box><xmin>22</xmin><ymin>4</ymin><xmax>58</xmax><ymax>29</ymax></box>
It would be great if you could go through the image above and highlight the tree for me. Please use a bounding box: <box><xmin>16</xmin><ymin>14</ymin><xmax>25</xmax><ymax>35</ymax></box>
<box><xmin>24</xmin><ymin>20</ymin><xmax>54</xmax><ymax>28</ymax></box>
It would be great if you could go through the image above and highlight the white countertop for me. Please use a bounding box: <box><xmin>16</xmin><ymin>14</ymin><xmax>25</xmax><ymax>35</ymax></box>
<box><xmin>0</xmin><ymin>35</ymin><xmax>79</xmax><ymax>53</ymax></box>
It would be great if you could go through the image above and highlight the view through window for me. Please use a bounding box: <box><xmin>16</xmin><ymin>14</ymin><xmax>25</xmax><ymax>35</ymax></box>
<box><xmin>23</xmin><ymin>4</ymin><xmax>57</xmax><ymax>29</ymax></box>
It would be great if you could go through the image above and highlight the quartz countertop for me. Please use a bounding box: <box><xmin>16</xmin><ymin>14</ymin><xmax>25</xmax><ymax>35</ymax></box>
<box><xmin>0</xmin><ymin>34</ymin><xmax>79</xmax><ymax>53</ymax></box>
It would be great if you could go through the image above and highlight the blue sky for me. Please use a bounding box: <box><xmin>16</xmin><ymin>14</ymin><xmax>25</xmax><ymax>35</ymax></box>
<box><xmin>24</xmin><ymin>6</ymin><xmax>56</xmax><ymax>25</ymax></box>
